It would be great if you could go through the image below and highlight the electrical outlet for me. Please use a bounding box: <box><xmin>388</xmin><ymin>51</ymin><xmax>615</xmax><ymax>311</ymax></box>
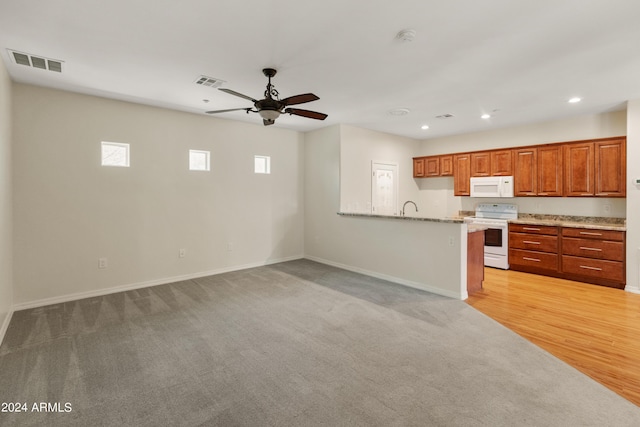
<box><xmin>227</xmin><ymin>243</ymin><xmax>233</xmax><ymax>252</ymax></box>
<box><xmin>603</xmin><ymin>204</ymin><xmax>611</xmax><ymax>214</ymax></box>
<box><xmin>179</xmin><ymin>248</ymin><xmax>186</xmax><ymax>258</ymax></box>
<box><xmin>98</xmin><ymin>258</ymin><xmax>108</xmax><ymax>269</ymax></box>
<box><xmin>448</xmin><ymin>236</ymin><xmax>455</xmax><ymax>247</ymax></box>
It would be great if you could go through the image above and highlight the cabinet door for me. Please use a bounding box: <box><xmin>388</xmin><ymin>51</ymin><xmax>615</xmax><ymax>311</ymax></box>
<box><xmin>440</xmin><ymin>155</ymin><xmax>454</xmax><ymax>176</ymax></box>
<box><xmin>425</xmin><ymin>156</ymin><xmax>440</xmax><ymax>177</ymax></box>
<box><xmin>595</xmin><ymin>138</ymin><xmax>626</xmax><ymax>197</ymax></box>
<box><xmin>453</xmin><ymin>153</ymin><xmax>471</xmax><ymax>196</ymax></box>
<box><xmin>413</xmin><ymin>157</ymin><xmax>425</xmax><ymax>178</ymax></box>
<box><xmin>514</xmin><ymin>148</ymin><xmax>537</xmax><ymax>196</ymax></box>
<box><xmin>537</xmin><ymin>146</ymin><xmax>563</xmax><ymax>196</ymax></box>
<box><xmin>490</xmin><ymin>150</ymin><xmax>513</xmax><ymax>176</ymax></box>
<box><xmin>564</xmin><ymin>142</ymin><xmax>594</xmax><ymax>196</ymax></box>
<box><xmin>471</xmin><ymin>152</ymin><xmax>491</xmax><ymax>177</ymax></box>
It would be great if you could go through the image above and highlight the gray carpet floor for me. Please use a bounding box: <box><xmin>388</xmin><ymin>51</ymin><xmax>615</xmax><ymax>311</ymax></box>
<box><xmin>1</xmin><ymin>259</ymin><xmax>639</xmax><ymax>426</ymax></box>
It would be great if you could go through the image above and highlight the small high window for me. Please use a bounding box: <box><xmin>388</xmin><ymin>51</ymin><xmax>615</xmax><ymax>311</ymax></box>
<box><xmin>101</xmin><ymin>142</ymin><xmax>130</xmax><ymax>167</ymax></box>
<box><xmin>189</xmin><ymin>150</ymin><xmax>210</xmax><ymax>171</ymax></box>
<box><xmin>254</xmin><ymin>155</ymin><xmax>271</xmax><ymax>174</ymax></box>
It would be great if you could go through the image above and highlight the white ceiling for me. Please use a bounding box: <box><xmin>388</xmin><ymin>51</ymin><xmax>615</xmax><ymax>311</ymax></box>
<box><xmin>2</xmin><ymin>1</ymin><xmax>640</xmax><ymax>140</ymax></box>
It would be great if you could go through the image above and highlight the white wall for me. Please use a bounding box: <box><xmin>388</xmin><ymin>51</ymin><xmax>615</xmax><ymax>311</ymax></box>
<box><xmin>305</xmin><ymin>125</ymin><xmax>466</xmax><ymax>299</ymax></box>
<box><xmin>417</xmin><ymin>110</ymin><xmax>628</xmax><ymax>218</ymax></box>
<box><xmin>0</xmin><ymin>57</ymin><xmax>13</xmax><ymax>337</ymax></box>
<box><xmin>339</xmin><ymin>125</ymin><xmax>421</xmax><ymax>215</ymax></box>
<box><xmin>12</xmin><ymin>84</ymin><xmax>304</xmax><ymax>306</ymax></box>
<box><xmin>626</xmin><ymin>100</ymin><xmax>640</xmax><ymax>293</ymax></box>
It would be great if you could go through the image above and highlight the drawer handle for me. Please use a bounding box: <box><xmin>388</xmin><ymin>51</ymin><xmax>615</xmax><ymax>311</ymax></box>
<box><xmin>523</xmin><ymin>227</ymin><xmax>541</xmax><ymax>231</ymax></box>
<box><xmin>579</xmin><ymin>247</ymin><xmax>602</xmax><ymax>252</ymax></box>
<box><xmin>523</xmin><ymin>257</ymin><xmax>541</xmax><ymax>262</ymax></box>
<box><xmin>523</xmin><ymin>240</ymin><xmax>541</xmax><ymax>245</ymax></box>
<box><xmin>579</xmin><ymin>231</ymin><xmax>603</xmax><ymax>236</ymax></box>
<box><xmin>580</xmin><ymin>265</ymin><xmax>603</xmax><ymax>271</ymax></box>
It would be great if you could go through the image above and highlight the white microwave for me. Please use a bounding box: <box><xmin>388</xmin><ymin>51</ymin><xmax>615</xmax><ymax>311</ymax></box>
<box><xmin>470</xmin><ymin>176</ymin><xmax>514</xmax><ymax>198</ymax></box>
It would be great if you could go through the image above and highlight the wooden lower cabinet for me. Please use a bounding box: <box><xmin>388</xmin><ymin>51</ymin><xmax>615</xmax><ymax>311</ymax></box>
<box><xmin>560</xmin><ymin>227</ymin><xmax>625</xmax><ymax>288</ymax></box>
<box><xmin>508</xmin><ymin>223</ymin><xmax>626</xmax><ymax>289</ymax></box>
<box><xmin>467</xmin><ymin>229</ymin><xmax>485</xmax><ymax>295</ymax></box>
<box><xmin>509</xmin><ymin>224</ymin><xmax>559</xmax><ymax>272</ymax></box>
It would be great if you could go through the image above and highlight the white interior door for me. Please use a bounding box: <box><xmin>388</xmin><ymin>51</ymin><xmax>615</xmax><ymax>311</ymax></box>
<box><xmin>371</xmin><ymin>161</ymin><xmax>398</xmax><ymax>215</ymax></box>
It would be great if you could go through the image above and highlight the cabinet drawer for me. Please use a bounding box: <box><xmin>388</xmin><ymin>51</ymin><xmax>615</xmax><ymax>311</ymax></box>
<box><xmin>561</xmin><ymin>227</ymin><xmax>624</xmax><ymax>241</ymax></box>
<box><xmin>509</xmin><ymin>224</ymin><xmax>558</xmax><ymax>236</ymax></box>
<box><xmin>562</xmin><ymin>256</ymin><xmax>624</xmax><ymax>282</ymax></box>
<box><xmin>509</xmin><ymin>233</ymin><xmax>558</xmax><ymax>253</ymax></box>
<box><xmin>561</xmin><ymin>237</ymin><xmax>624</xmax><ymax>261</ymax></box>
<box><xmin>509</xmin><ymin>249</ymin><xmax>558</xmax><ymax>271</ymax></box>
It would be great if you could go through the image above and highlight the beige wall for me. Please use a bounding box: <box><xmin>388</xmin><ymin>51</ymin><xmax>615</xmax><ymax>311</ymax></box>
<box><xmin>304</xmin><ymin>125</ymin><xmax>466</xmax><ymax>299</ymax></box>
<box><xmin>339</xmin><ymin>125</ymin><xmax>420</xmax><ymax>214</ymax></box>
<box><xmin>12</xmin><ymin>84</ymin><xmax>304</xmax><ymax>306</ymax></box>
<box><xmin>0</xmin><ymin>58</ymin><xmax>13</xmax><ymax>335</ymax></box>
<box><xmin>416</xmin><ymin>110</ymin><xmax>628</xmax><ymax>218</ymax></box>
<box><xmin>625</xmin><ymin>101</ymin><xmax>640</xmax><ymax>293</ymax></box>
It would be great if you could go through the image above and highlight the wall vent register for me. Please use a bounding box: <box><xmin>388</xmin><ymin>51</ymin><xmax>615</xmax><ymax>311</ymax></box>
<box><xmin>8</xmin><ymin>49</ymin><xmax>63</xmax><ymax>72</ymax></box>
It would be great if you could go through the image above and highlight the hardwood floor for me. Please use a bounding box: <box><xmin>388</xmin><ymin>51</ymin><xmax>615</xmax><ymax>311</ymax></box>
<box><xmin>466</xmin><ymin>267</ymin><xmax>640</xmax><ymax>407</ymax></box>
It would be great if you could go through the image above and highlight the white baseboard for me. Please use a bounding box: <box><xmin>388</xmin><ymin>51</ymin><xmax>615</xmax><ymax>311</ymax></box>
<box><xmin>0</xmin><ymin>308</ymin><xmax>14</xmax><ymax>348</ymax></box>
<box><xmin>304</xmin><ymin>255</ymin><xmax>465</xmax><ymax>300</ymax></box>
<box><xmin>12</xmin><ymin>255</ymin><xmax>304</xmax><ymax>312</ymax></box>
<box><xmin>625</xmin><ymin>286</ymin><xmax>640</xmax><ymax>294</ymax></box>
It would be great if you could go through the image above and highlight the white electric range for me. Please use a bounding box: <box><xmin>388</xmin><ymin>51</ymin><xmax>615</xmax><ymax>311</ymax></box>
<box><xmin>464</xmin><ymin>203</ymin><xmax>518</xmax><ymax>270</ymax></box>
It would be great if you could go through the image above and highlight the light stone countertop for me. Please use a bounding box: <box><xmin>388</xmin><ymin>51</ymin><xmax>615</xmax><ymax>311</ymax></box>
<box><xmin>509</xmin><ymin>215</ymin><xmax>626</xmax><ymax>231</ymax></box>
<box><xmin>337</xmin><ymin>212</ymin><xmax>465</xmax><ymax>224</ymax></box>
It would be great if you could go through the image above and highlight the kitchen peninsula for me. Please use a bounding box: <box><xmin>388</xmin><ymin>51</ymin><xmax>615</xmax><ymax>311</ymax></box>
<box><xmin>332</xmin><ymin>212</ymin><xmax>476</xmax><ymax>300</ymax></box>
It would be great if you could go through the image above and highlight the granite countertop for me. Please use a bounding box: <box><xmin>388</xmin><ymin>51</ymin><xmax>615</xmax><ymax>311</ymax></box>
<box><xmin>467</xmin><ymin>225</ymin><xmax>488</xmax><ymax>233</ymax></box>
<box><xmin>509</xmin><ymin>216</ymin><xmax>625</xmax><ymax>231</ymax></box>
<box><xmin>502</xmin><ymin>213</ymin><xmax>625</xmax><ymax>231</ymax></box>
<box><xmin>337</xmin><ymin>212</ymin><xmax>465</xmax><ymax>224</ymax></box>
<box><xmin>337</xmin><ymin>212</ymin><xmax>626</xmax><ymax>231</ymax></box>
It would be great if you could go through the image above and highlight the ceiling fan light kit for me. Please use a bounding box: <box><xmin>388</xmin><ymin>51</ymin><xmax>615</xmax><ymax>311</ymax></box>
<box><xmin>206</xmin><ymin>68</ymin><xmax>327</xmax><ymax>126</ymax></box>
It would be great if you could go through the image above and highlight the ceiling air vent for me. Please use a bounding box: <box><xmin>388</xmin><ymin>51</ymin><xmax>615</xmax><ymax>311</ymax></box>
<box><xmin>194</xmin><ymin>75</ymin><xmax>225</xmax><ymax>88</ymax></box>
<box><xmin>8</xmin><ymin>49</ymin><xmax>63</xmax><ymax>73</ymax></box>
<box><xmin>435</xmin><ymin>113</ymin><xmax>455</xmax><ymax>119</ymax></box>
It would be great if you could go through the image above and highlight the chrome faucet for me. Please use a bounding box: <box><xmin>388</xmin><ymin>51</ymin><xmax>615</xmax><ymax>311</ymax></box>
<box><xmin>401</xmin><ymin>200</ymin><xmax>418</xmax><ymax>216</ymax></box>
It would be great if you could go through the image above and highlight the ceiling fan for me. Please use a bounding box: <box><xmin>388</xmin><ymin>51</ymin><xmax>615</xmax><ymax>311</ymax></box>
<box><xmin>206</xmin><ymin>68</ymin><xmax>327</xmax><ymax>126</ymax></box>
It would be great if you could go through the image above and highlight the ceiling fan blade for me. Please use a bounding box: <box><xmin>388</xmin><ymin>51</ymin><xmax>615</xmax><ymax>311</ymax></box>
<box><xmin>285</xmin><ymin>108</ymin><xmax>328</xmax><ymax>120</ymax></box>
<box><xmin>218</xmin><ymin>88</ymin><xmax>258</xmax><ymax>103</ymax></box>
<box><xmin>263</xmin><ymin>119</ymin><xmax>276</xmax><ymax>126</ymax></box>
<box><xmin>205</xmin><ymin>108</ymin><xmax>251</xmax><ymax>114</ymax></box>
<box><xmin>281</xmin><ymin>93</ymin><xmax>319</xmax><ymax>106</ymax></box>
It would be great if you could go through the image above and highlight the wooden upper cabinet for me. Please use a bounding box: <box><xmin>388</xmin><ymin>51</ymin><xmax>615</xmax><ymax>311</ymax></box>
<box><xmin>471</xmin><ymin>152</ymin><xmax>491</xmax><ymax>177</ymax></box>
<box><xmin>565</xmin><ymin>142</ymin><xmax>594</xmax><ymax>196</ymax></box>
<box><xmin>595</xmin><ymin>138</ymin><xmax>626</xmax><ymax>197</ymax></box>
<box><xmin>440</xmin><ymin>155</ymin><xmax>454</xmax><ymax>176</ymax></box>
<box><xmin>454</xmin><ymin>153</ymin><xmax>471</xmax><ymax>196</ymax></box>
<box><xmin>425</xmin><ymin>156</ymin><xmax>440</xmax><ymax>177</ymax></box>
<box><xmin>413</xmin><ymin>155</ymin><xmax>454</xmax><ymax>178</ymax></box>
<box><xmin>490</xmin><ymin>150</ymin><xmax>513</xmax><ymax>176</ymax></box>
<box><xmin>537</xmin><ymin>145</ymin><xmax>563</xmax><ymax>196</ymax></box>
<box><xmin>514</xmin><ymin>148</ymin><xmax>537</xmax><ymax>196</ymax></box>
<box><xmin>413</xmin><ymin>157</ymin><xmax>425</xmax><ymax>178</ymax></box>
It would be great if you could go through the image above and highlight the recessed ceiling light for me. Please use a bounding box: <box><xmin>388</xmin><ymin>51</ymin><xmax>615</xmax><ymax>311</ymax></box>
<box><xmin>481</xmin><ymin>114</ymin><xmax>491</xmax><ymax>119</ymax></box>
<box><xmin>421</xmin><ymin>125</ymin><xmax>429</xmax><ymax>130</ymax></box>
<box><xmin>568</xmin><ymin>97</ymin><xmax>582</xmax><ymax>103</ymax></box>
